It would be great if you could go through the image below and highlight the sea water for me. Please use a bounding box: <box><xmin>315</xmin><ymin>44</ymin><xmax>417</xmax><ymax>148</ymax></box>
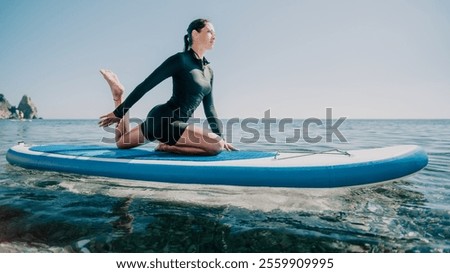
<box><xmin>0</xmin><ymin>119</ymin><xmax>449</xmax><ymax>252</ymax></box>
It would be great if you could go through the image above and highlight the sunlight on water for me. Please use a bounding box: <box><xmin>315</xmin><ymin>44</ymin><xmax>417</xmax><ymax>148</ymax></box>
<box><xmin>58</xmin><ymin>177</ymin><xmax>352</xmax><ymax>213</ymax></box>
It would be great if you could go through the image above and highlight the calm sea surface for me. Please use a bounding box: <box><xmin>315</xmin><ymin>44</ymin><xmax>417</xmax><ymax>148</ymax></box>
<box><xmin>0</xmin><ymin>119</ymin><xmax>449</xmax><ymax>252</ymax></box>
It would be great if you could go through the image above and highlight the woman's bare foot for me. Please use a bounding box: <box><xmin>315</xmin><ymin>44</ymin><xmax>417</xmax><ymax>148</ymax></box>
<box><xmin>100</xmin><ymin>69</ymin><xmax>125</xmax><ymax>101</ymax></box>
<box><xmin>155</xmin><ymin>142</ymin><xmax>169</xmax><ymax>152</ymax></box>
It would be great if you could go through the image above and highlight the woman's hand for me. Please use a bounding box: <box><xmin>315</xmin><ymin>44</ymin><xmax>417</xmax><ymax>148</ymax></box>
<box><xmin>98</xmin><ymin>112</ymin><xmax>121</xmax><ymax>127</ymax></box>
<box><xmin>223</xmin><ymin>142</ymin><xmax>239</xmax><ymax>151</ymax></box>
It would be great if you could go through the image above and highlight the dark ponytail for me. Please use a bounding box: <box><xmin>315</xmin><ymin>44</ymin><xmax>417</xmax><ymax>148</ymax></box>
<box><xmin>183</xmin><ymin>18</ymin><xmax>210</xmax><ymax>51</ymax></box>
<box><xmin>183</xmin><ymin>34</ymin><xmax>190</xmax><ymax>52</ymax></box>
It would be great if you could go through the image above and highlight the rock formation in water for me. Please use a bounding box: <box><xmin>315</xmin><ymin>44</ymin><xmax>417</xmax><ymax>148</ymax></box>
<box><xmin>0</xmin><ymin>94</ymin><xmax>12</xmax><ymax>119</ymax></box>
<box><xmin>17</xmin><ymin>95</ymin><xmax>39</xmax><ymax>119</ymax></box>
<box><xmin>0</xmin><ymin>93</ymin><xmax>39</xmax><ymax>119</ymax></box>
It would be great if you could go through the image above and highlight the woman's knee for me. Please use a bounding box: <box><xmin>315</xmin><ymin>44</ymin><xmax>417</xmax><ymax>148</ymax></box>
<box><xmin>116</xmin><ymin>127</ymin><xmax>146</xmax><ymax>149</ymax></box>
<box><xmin>116</xmin><ymin>138</ymin><xmax>136</xmax><ymax>149</ymax></box>
<box><xmin>116</xmin><ymin>141</ymin><xmax>131</xmax><ymax>149</ymax></box>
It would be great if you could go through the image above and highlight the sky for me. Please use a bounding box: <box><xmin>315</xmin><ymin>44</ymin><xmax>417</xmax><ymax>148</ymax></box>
<box><xmin>0</xmin><ymin>0</ymin><xmax>449</xmax><ymax>119</ymax></box>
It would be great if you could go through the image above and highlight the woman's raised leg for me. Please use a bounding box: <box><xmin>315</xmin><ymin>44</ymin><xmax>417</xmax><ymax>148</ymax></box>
<box><xmin>100</xmin><ymin>69</ymin><xmax>145</xmax><ymax>149</ymax></box>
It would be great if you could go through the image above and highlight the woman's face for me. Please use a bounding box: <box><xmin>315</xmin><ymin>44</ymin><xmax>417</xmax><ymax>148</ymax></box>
<box><xmin>194</xmin><ymin>22</ymin><xmax>216</xmax><ymax>50</ymax></box>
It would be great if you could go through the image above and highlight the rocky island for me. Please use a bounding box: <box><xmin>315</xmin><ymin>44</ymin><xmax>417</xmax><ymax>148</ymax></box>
<box><xmin>0</xmin><ymin>94</ymin><xmax>39</xmax><ymax>119</ymax></box>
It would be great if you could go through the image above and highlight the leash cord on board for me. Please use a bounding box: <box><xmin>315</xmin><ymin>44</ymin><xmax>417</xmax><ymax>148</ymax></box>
<box><xmin>274</xmin><ymin>149</ymin><xmax>351</xmax><ymax>160</ymax></box>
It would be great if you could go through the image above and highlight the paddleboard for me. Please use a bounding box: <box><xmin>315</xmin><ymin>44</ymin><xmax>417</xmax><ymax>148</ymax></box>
<box><xmin>6</xmin><ymin>143</ymin><xmax>428</xmax><ymax>188</ymax></box>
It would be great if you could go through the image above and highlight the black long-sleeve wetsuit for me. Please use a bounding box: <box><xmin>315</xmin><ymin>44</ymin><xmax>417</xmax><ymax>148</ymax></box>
<box><xmin>113</xmin><ymin>49</ymin><xmax>222</xmax><ymax>145</ymax></box>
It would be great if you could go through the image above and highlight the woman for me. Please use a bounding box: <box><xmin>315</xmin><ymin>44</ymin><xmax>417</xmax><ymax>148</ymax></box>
<box><xmin>99</xmin><ymin>19</ymin><xmax>236</xmax><ymax>155</ymax></box>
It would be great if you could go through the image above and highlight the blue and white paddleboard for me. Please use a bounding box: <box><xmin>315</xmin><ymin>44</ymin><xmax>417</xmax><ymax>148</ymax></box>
<box><xmin>6</xmin><ymin>143</ymin><xmax>428</xmax><ymax>188</ymax></box>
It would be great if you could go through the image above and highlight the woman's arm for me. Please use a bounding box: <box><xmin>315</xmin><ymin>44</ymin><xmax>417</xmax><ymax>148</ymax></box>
<box><xmin>113</xmin><ymin>54</ymin><xmax>181</xmax><ymax>118</ymax></box>
<box><xmin>202</xmin><ymin>91</ymin><xmax>223</xmax><ymax>137</ymax></box>
<box><xmin>202</xmin><ymin>79</ymin><xmax>238</xmax><ymax>151</ymax></box>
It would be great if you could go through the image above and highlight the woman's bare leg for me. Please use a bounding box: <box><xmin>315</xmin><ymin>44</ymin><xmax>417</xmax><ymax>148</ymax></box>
<box><xmin>156</xmin><ymin>125</ymin><xmax>224</xmax><ymax>155</ymax></box>
<box><xmin>100</xmin><ymin>69</ymin><xmax>145</xmax><ymax>149</ymax></box>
